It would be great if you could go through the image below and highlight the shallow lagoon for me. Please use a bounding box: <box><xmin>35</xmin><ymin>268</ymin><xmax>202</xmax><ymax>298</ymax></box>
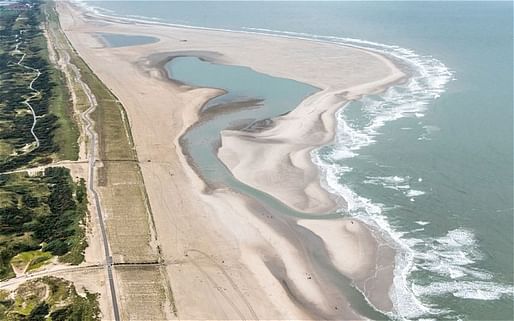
<box><xmin>167</xmin><ymin>56</ymin><xmax>316</xmax><ymax>186</ymax></box>
<box><xmin>98</xmin><ymin>32</ymin><xmax>158</xmax><ymax>48</ymax></box>
<box><xmin>167</xmin><ymin>56</ymin><xmax>394</xmax><ymax>320</ymax></box>
<box><xmin>85</xmin><ymin>1</ymin><xmax>513</xmax><ymax>318</ymax></box>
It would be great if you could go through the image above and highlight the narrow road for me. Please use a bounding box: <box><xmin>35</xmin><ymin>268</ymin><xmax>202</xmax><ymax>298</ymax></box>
<box><xmin>3</xmin><ymin>16</ymin><xmax>121</xmax><ymax>321</ymax></box>
<box><xmin>0</xmin><ymin>160</ymin><xmax>88</xmax><ymax>175</ymax></box>
<box><xmin>65</xmin><ymin>50</ymin><xmax>121</xmax><ymax>321</ymax></box>
<box><xmin>37</xmin><ymin>16</ymin><xmax>122</xmax><ymax>320</ymax></box>
<box><xmin>13</xmin><ymin>40</ymin><xmax>41</xmax><ymax>151</ymax></box>
<box><xmin>0</xmin><ymin>264</ymin><xmax>104</xmax><ymax>289</ymax></box>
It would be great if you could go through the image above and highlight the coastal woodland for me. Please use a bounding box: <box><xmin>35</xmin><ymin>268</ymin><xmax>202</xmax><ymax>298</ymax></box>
<box><xmin>0</xmin><ymin>0</ymin><xmax>78</xmax><ymax>170</ymax></box>
<box><xmin>0</xmin><ymin>1</ymin><xmax>97</xmax><ymax>320</ymax></box>
<box><xmin>0</xmin><ymin>168</ymin><xmax>88</xmax><ymax>279</ymax></box>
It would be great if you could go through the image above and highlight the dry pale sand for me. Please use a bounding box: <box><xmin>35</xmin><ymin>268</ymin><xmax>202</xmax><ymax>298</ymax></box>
<box><xmin>58</xmin><ymin>2</ymin><xmax>403</xmax><ymax>319</ymax></box>
<box><xmin>218</xmin><ymin>55</ymin><xmax>403</xmax><ymax>214</ymax></box>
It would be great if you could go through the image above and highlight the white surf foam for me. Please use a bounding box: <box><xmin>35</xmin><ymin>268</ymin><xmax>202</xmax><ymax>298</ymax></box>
<box><xmin>276</xmin><ymin>26</ymin><xmax>513</xmax><ymax>320</ymax></box>
<box><xmin>405</xmin><ymin>189</ymin><xmax>426</xmax><ymax>197</ymax></box>
<box><xmin>413</xmin><ymin>280</ymin><xmax>513</xmax><ymax>301</ymax></box>
<box><xmin>364</xmin><ymin>175</ymin><xmax>411</xmax><ymax>191</ymax></box>
<box><xmin>298</xmin><ymin>30</ymin><xmax>456</xmax><ymax>318</ymax></box>
<box><xmin>410</xmin><ymin>228</ymin><xmax>499</xmax><ymax>282</ymax></box>
<box><xmin>313</xmin><ymin>155</ymin><xmax>432</xmax><ymax>318</ymax></box>
<box><xmin>315</xmin><ymin>151</ymin><xmax>513</xmax><ymax>319</ymax></box>
<box><xmin>65</xmin><ymin>5</ymin><xmax>511</xmax><ymax>319</ymax></box>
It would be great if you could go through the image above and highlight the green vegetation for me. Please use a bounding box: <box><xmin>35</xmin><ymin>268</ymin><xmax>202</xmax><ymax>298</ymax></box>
<box><xmin>0</xmin><ymin>3</ymin><xmax>97</xmax><ymax>319</ymax></box>
<box><xmin>47</xmin><ymin>52</ymin><xmax>79</xmax><ymax>161</ymax></box>
<box><xmin>0</xmin><ymin>277</ymin><xmax>100</xmax><ymax>321</ymax></box>
<box><xmin>0</xmin><ymin>1</ymin><xmax>88</xmax><ymax>282</ymax></box>
<box><xmin>0</xmin><ymin>167</ymin><xmax>88</xmax><ymax>280</ymax></box>
<box><xmin>40</xmin><ymin>6</ymin><xmax>79</xmax><ymax>161</ymax></box>
<box><xmin>65</xmin><ymin>52</ymin><xmax>163</xmax><ymax>262</ymax></box>
<box><xmin>0</xmin><ymin>0</ymin><xmax>78</xmax><ymax>172</ymax></box>
<box><xmin>10</xmin><ymin>250</ymin><xmax>52</xmax><ymax>273</ymax></box>
<box><xmin>45</xmin><ymin>1</ymin><xmax>135</xmax><ymax>165</ymax></box>
<box><xmin>67</xmin><ymin>52</ymin><xmax>136</xmax><ymax>163</ymax></box>
<box><xmin>40</xmin><ymin>2</ymin><xmax>174</xmax><ymax>317</ymax></box>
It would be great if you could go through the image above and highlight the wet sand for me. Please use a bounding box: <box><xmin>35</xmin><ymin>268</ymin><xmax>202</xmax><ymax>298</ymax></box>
<box><xmin>58</xmin><ymin>2</ymin><xmax>404</xmax><ymax>319</ymax></box>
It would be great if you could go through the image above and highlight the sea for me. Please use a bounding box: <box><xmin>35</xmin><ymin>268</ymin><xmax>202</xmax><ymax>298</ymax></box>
<box><xmin>81</xmin><ymin>1</ymin><xmax>513</xmax><ymax>320</ymax></box>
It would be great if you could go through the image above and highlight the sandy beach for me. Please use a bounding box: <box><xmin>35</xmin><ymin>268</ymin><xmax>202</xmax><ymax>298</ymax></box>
<box><xmin>57</xmin><ymin>2</ymin><xmax>405</xmax><ymax>319</ymax></box>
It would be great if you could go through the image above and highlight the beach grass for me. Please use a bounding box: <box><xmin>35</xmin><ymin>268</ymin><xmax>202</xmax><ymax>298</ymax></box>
<box><xmin>60</xmin><ymin>52</ymin><xmax>158</xmax><ymax>263</ymax></box>
<box><xmin>44</xmin><ymin>1</ymin><xmax>181</xmax><ymax>316</ymax></box>
<box><xmin>116</xmin><ymin>266</ymin><xmax>169</xmax><ymax>320</ymax></box>
<box><xmin>38</xmin><ymin>5</ymin><xmax>80</xmax><ymax>161</ymax></box>
<box><xmin>70</xmin><ymin>54</ymin><xmax>136</xmax><ymax>161</ymax></box>
<box><xmin>48</xmin><ymin>66</ymin><xmax>80</xmax><ymax>161</ymax></box>
<box><xmin>45</xmin><ymin>2</ymin><xmax>159</xmax><ymax>264</ymax></box>
<box><xmin>1</xmin><ymin>277</ymin><xmax>100</xmax><ymax>320</ymax></box>
<box><xmin>10</xmin><ymin>250</ymin><xmax>53</xmax><ymax>273</ymax></box>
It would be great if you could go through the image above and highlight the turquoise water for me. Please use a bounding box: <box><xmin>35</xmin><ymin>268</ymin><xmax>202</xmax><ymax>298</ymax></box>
<box><xmin>168</xmin><ymin>56</ymin><xmax>316</xmax><ymax>187</ymax></box>
<box><xmin>97</xmin><ymin>32</ymin><xmax>158</xmax><ymax>48</ymax></box>
<box><xmin>170</xmin><ymin>56</ymin><xmax>391</xmax><ymax>320</ymax></box>
<box><xmin>83</xmin><ymin>2</ymin><xmax>513</xmax><ymax>320</ymax></box>
<box><xmin>169</xmin><ymin>57</ymin><xmax>333</xmax><ymax>220</ymax></box>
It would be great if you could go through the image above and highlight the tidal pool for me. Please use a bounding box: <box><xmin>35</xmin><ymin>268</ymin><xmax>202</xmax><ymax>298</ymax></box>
<box><xmin>98</xmin><ymin>33</ymin><xmax>159</xmax><ymax>48</ymax></box>
<box><xmin>167</xmin><ymin>56</ymin><xmax>392</xmax><ymax>320</ymax></box>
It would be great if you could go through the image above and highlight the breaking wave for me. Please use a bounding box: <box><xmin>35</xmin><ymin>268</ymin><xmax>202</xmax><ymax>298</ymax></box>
<box><xmin>65</xmin><ymin>5</ymin><xmax>512</xmax><ymax>319</ymax></box>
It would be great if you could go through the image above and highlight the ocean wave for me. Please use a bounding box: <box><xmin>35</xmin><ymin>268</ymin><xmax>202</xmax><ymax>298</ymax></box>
<box><xmin>363</xmin><ymin>175</ymin><xmax>411</xmax><ymax>191</ymax></box>
<box><xmin>242</xmin><ymin>28</ymin><xmax>453</xmax><ymax>151</ymax></box>
<box><xmin>247</xmin><ymin>25</ymin><xmax>514</xmax><ymax>316</ymax></box>
<box><xmin>413</xmin><ymin>280</ymin><xmax>513</xmax><ymax>301</ymax></box>
<box><xmin>410</xmin><ymin>228</ymin><xmax>498</xmax><ymax>281</ymax></box>
<box><xmin>315</xmin><ymin>151</ymin><xmax>513</xmax><ymax>318</ymax></box>
<box><xmin>74</xmin><ymin>0</ymin><xmax>115</xmax><ymax>15</ymax></box>
<box><xmin>312</xmin><ymin>156</ymin><xmax>430</xmax><ymax>318</ymax></box>
<box><xmin>63</xmin><ymin>5</ymin><xmax>510</xmax><ymax>319</ymax></box>
<box><xmin>405</xmin><ymin>189</ymin><xmax>425</xmax><ymax>197</ymax></box>
<box><xmin>280</xmin><ymin>25</ymin><xmax>513</xmax><ymax>320</ymax></box>
<box><xmin>418</xmin><ymin>125</ymin><xmax>440</xmax><ymax>141</ymax></box>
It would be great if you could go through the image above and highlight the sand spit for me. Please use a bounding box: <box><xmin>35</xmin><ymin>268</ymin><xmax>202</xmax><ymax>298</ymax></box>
<box><xmin>58</xmin><ymin>2</ymin><xmax>405</xmax><ymax>319</ymax></box>
<box><xmin>218</xmin><ymin>79</ymin><xmax>403</xmax><ymax>214</ymax></box>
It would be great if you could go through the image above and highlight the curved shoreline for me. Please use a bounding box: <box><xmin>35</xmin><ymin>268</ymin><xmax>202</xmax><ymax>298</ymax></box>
<box><xmin>154</xmin><ymin>45</ymin><xmax>404</xmax><ymax>316</ymax></box>
<box><xmin>168</xmin><ymin>54</ymin><xmax>404</xmax><ymax>313</ymax></box>
<box><xmin>58</xmin><ymin>2</ymin><xmax>407</xmax><ymax>319</ymax></box>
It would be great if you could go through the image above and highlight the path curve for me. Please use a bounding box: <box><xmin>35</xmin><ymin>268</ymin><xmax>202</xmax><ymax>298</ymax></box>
<box><xmin>13</xmin><ymin>41</ymin><xmax>41</xmax><ymax>151</ymax></box>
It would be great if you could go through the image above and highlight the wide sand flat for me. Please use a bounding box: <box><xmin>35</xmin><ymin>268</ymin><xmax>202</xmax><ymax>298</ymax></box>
<box><xmin>58</xmin><ymin>2</ymin><xmax>403</xmax><ymax>319</ymax></box>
